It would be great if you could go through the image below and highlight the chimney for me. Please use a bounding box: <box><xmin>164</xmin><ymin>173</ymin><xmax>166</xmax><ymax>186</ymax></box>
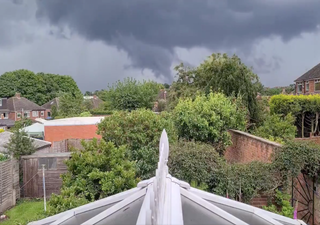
<box><xmin>15</xmin><ymin>92</ymin><xmax>21</xmax><ymax>99</ymax></box>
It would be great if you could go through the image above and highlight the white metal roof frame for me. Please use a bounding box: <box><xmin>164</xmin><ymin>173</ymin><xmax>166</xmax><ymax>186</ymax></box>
<box><xmin>29</xmin><ymin>130</ymin><xmax>307</xmax><ymax>225</ymax></box>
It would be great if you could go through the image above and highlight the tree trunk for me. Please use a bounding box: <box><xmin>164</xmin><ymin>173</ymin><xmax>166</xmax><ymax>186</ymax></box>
<box><xmin>302</xmin><ymin>113</ymin><xmax>305</xmax><ymax>138</ymax></box>
<box><xmin>314</xmin><ymin>112</ymin><xmax>319</xmax><ymax>135</ymax></box>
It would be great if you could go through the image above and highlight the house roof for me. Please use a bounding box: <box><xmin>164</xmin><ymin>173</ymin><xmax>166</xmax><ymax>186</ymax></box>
<box><xmin>43</xmin><ymin>116</ymin><xmax>105</xmax><ymax>126</ymax></box>
<box><xmin>7</xmin><ymin>95</ymin><xmax>45</xmax><ymax>111</ymax></box>
<box><xmin>90</xmin><ymin>97</ymin><xmax>104</xmax><ymax>109</ymax></box>
<box><xmin>0</xmin><ymin>98</ymin><xmax>9</xmax><ymax>112</ymax></box>
<box><xmin>29</xmin><ymin>130</ymin><xmax>306</xmax><ymax>225</ymax></box>
<box><xmin>0</xmin><ymin>119</ymin><xmax>15</xmax><ymax>127</ymax></box>
<box><xmin>0</xmin><ymin>131</ymin><xmax>51</xmax><ymax>153</ymax></box>
<box><xmin>41</xmin><ymin>98</ymin><xmax>59</xmax><ymax>110</ymax></box>
<box><xmin>294</xmin><ymin>63</ymin><xmax>320</xmax><ymax>82</ymax></box>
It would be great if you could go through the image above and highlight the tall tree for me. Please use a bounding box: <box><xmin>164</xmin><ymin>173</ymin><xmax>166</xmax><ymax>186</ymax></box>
<box><xmin>104</xmin><ymin>78</ymin><xmax>163</xmax><ymax>111</ymax></box>
<box><xmin>0</xmin><ymin>70</ymin><xmax>82</xmax><ymax>105</ymax></box>
<box><xmin>169</xmin><ymin>53</ymin><xmax>261</xmax><ymax>121</ymax></box>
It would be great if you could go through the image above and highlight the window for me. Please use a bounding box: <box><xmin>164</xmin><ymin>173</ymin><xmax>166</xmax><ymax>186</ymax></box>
<box><xmin>24</xmin><ymin>111</ymin><xmax>30</xmax><ymax>118</ymax></box>
<box><xmin>17</xmin><ymin>113</ymin><xmax>21</xmax><ymax>118</ymax></box>
<box><xmin>38</xmin><ymin>158</ymin><xmax>57</xmax><ymax>170</ymax></box>
<box><xmin>297</xmin><ymin>82</ymin><xmax>303</xmax><ymax>93</ymax></box>
<box><xmin>305</xmin><ymin>81</ymin><xmax>309</xmax><ymax>92</ymax></box>
<box><xmin>2</xmin><ymin>113</ymin><xmax>8</xmax><ymax>119</ymax></box>
<box><xmin>32</xmin><ymin>111</ymin><xmax>39</xmax><ymax>117</ymax></box>
<box><xmin>41</xmin><ymin>111</ymin><xmax>44</xmax><ymax>117</ymax></box>
<box><xmin>47</xmin><ymin>112</ymin><xmax>51</xmax><ymax>117</ymax></box>
<box><xmin>315</xmin><ymin>79</ymin><xmax>320</xmax><ymax>91</ymax></box>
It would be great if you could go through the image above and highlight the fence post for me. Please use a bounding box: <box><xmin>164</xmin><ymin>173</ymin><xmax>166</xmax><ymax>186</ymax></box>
<box><xmin>42</xmin><ymin>164</ymin><xmax>46</xmax><ymax>212</ymax></box>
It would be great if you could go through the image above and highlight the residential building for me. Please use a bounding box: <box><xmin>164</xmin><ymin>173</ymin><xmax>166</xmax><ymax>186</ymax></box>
<box><xmin>83</xmin><ymin>95</ymin><xmax>104</xmax><ymax>109</ymax></box>
<box><xmin>0</xmin><ymin>119</ymin><xmax>15</xmax><ymax>130</ymax></box>
<box><xmin>43</xmin><ymin>117</ymin><xmax>104</xmax><ymax>143</ymax></box>
<box><xmin>294</xmin><ymin>63</ymin><xmax>320</xmax><ymax>94</ymax></box>
<box><xmin>41</xmin><ymin>97</ymin><xmax>59</xmax><ymax>119</ymax></box>
<box><xmin>0</xmin><ymin>93</ymin><xmax>46</xmax><ymax>121</ymax></box>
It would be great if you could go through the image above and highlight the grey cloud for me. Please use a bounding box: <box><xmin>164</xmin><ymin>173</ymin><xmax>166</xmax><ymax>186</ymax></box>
<box><xmin>35</xmin><ymin>0</ymin><xmax>320</xmax><ymax>80</ymax></box>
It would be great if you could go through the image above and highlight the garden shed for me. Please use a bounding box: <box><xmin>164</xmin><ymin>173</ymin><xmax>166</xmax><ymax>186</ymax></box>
<box><xmin>21</xmin><ymin>152</ymin><xmax>71</xmax><ymax>198</ymax></box>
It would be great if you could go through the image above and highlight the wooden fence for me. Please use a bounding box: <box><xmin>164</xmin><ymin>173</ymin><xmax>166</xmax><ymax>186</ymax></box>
<box><xmin>0</xmin><ymin>159</ymin><xmax>20</xmax><ymax>213</ymax></box>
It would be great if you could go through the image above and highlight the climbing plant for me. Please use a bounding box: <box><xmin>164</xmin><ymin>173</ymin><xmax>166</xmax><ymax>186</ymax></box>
<box><xmin>270</xmin><ymin>94</ymin><xmax>320</xmax><ymax>137</ymax></box>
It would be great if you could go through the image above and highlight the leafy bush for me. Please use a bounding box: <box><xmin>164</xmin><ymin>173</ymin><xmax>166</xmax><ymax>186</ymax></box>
<box><xmin>173</xmin><ymin>92</ymin><xmax>247</xmax><ymax>154</ymax></box>
<box><xmin>79</xmin><ymin>111</ymin><xmax>92</xmax><ymax>117</ymax></box>
<box><xmin>98</xmin><ymin>109</ymin><xmax>177</xmax><ymax>179</ymax></box>
<box><xmin>47</xmin><ymin>139</ymin><xmax>137</xmax><ymax>215</ymax></box>
<box><xmin>0</xmin><ymin>152</ymin><xmax>9</xmax><ymax>162</ymax></box>
<box><xmin>263</xmin><ymin>190</ymin><xmax>294</xmax><ymax>218</ymax></box>
<box><xmin>253</xmin><ymin>113</ymin><xmax>296</xmax><ymax>144</ymax></box>
<box><xmin>104</xmin><ymin>78</ymin><xmax>163</xmax><ymax>111</ymax></box>
<box><xmin>5</xmin><ymin>130</ymin><xmax>36</xmax><ymax>159</ymax></box>
<box><xmin>0</xmin><ymin>128</ymin><xmax>4</xmax><ymax>133</ymax></box>
<box><xmin>11</xmin><ymin>118</ymin><xmax>33</xmax><ymax>132</ymax></box>
<box><xmin>214</xmin><ymin>162</ymin><xmax>280</xmax><ymax>203</ymax></box>
<box><xmin>168</xmin><ymin>140</ymin><xmax>224</xmax><ymax>191</ymax></box>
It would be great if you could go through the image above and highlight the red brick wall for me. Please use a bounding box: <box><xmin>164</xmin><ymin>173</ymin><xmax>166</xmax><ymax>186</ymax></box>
<box><xmin>225</xmin><ymin>130</ymin><xmax>282</xmax><ymax>208</ymax></box>
<box><xmin>296</xmin><ymin>136</ymin><xmax>320</xmax><ymax>145</ymax></box>
<box><xmin>44</xmin><ymin>125</ymin><xmax>101</xmax><ymax>143</ymax></box>
<box><xmin>225</xmin><ymin>130</ymin><xmax>281</xmax><ymax>163</ymax></box>
<box><xmin>9</xmin><ymin>110</ymin><xmax>46</xmax><ymax>121</ymax></box>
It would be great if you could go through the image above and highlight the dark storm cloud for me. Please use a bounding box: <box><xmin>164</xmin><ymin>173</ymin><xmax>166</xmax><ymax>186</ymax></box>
<box><xmin>30</xmin><ymin>0</ymin><xmax>320</xmax><ymax>79</ymax></box>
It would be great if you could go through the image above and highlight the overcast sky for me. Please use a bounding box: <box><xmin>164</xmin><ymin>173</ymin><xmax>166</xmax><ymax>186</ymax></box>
<box><xmin>1</xmin><ymin>0</ymin><xmax>320</xmax><ymax>92</ymax></box>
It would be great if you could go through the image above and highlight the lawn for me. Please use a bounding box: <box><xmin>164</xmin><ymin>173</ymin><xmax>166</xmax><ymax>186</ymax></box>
<box><xmin>1</xmin><ymin>199</ymin><xmax>47</xmax><ymax>225</ymax></box>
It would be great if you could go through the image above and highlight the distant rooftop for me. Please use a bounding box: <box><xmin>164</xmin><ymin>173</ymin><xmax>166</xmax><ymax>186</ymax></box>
<box><xmin>43</xmin><ymin>117</ymin><xmax>105</xmax><ymax>126</ymax></box>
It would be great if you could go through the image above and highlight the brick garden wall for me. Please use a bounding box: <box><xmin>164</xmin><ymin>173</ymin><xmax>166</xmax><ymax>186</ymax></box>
<box><xmin>225</xmin><ymin>130</ymin><xmax>281</xmax><ymax>163</ymax></box>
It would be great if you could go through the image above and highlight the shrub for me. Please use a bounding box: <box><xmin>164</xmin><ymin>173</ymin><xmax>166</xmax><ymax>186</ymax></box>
<box><xmin>263</xmin><ymin>190</ymin><xmax>294</xmax><ymax>218</ymax></box>
<box><xmin>98</xmin><ymin>109</ymin><xmax>177</xmax><ymax>179</ymax></box>
<box><xmin>0</xmin><ymin>153</ymin><xmax>9</xmax><ymax>162</ymax></box>
<box><xmin>168</xmin><ymin>140</ymin><xmax>224</xmax><ymax>191</ymax></box>
<box><xmin>5</xmin><ymin>130</ymin><xmax>36</xmax><ymax>159</ymax></box>
<box><xmin>0</xmin><ymin>128</ymin><xmax>4</xmax><ymax>133</ymax></box>
<box><xmin>47</xmin><ymin>139</ymin><xmax>137</xmax><ymax>214</ymax></box>
<box><xmin>253</xmin><ymin>113</ymin><xmax>296</xmax><ymax>144</ymax></box>
<box><xmin>173</xmin><ymin>92</ymin><xmax>247</xmax><ymax>154</ymax></box>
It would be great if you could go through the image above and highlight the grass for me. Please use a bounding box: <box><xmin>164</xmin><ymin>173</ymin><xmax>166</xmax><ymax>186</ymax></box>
<box><xmin>1</xmin><ymin>199</ymin><xmax>47</xmax><ymax>225</ymax></box>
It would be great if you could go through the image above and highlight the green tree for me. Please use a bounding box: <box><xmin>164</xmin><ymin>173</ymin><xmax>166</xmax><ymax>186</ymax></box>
<box><xmin>11</xmin><ymin>118</ymin><xmax>33</xmax><ymax>132</ymax></box>
<box><xmin>98</xmin><ymin>109</ymin><xmax>177</xmax><ymax>179</ymax></box>
<box><xmin>105</xmin><ymin>78</ymin><xmax>163</xmax><ymax>111</ymax></box>
<box><xmin>0</xmin><ymin>70</ymin><xmax>82</xmax><ymax>105</ymax></box>
<box><xmin>58</xmin><ymin>92</ymin><xmax>84</xmax><ymax>117</ymax></box>
<box><xmin>173</xmin><ymin>92</ymin><xmax>247</xmax><ymax>154</ymax></box>
<box><xmin>0</xmin><ymin>128</ymin><xmax>4</xmax><ymax>133</ymax></box>
<box><xmin>5</xmin><ymin>130</ymin><xmax>36</xmax><ymax>159</ymax></box>
<box><xmin>253</xmin><ymin>113</ymin><xmax>296</xmax><ymax>144</ymax></box>
<box><xmin>48</xmin><ymin>139</ymin><xmax>137</xmax><ymax>215</ymax></box>
<box><xmin>169</xmin><ymin>53</ymin><xmax>261</xmax><ymax>121</ymax></box>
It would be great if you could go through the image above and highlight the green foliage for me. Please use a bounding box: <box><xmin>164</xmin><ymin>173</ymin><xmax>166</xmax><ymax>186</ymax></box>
<box><xmin>168</xmin><ymin>140</ymin><xmax>224</xmax><ymax>191</ymax></box>
<box><xmin>58</xmin><ymin>92</ymin><xmax>84</xmax><ymax>117</ymax></box>
<box><xmin>273</xmin><ymin>140</ymin><xmax>320</xmax><ymax>178</ymax></box>
<box><xmin>157</xmin><ymin>99</ymin><xmax>167</xmax><ymax>112</ymax></box>
<box><xmin>98</xmin><ymin>109</ymin><xmax>177</xmax><ymax>179</ymax></box>
<box><xmin>0</xmin><ymin>69</ymin><xmax>82</xmax><ymax>106</ymax></box>
<box><xmin>5</xmin><ymin>130</ymin><xmax>36</xmax><ymax>159</ymax></box>
<box><xmin>263</xmin><ymin>190</ymin><xmax>294</xmax><ymax>218</ymax></box>
<box><xmin>270</xmin><ymin>94</ymin><xmax>320</xmax><ymax>137</ymax></box>
<box><xmin>261</xmin><ymin>85</ymin><xmax>295</xmax><ymax>96</ymax></box>
<box><xmin>0</xmin><ymin>152</ymin><xmax>9</xmax><ymax>162</ymax></box>
<box><xmin>0</xmin><ymin>128</ymin><xmax>4</xmax><ymax>133</ymax></box>
<box><xmin>173</xmin><ymin>92</ymin><xmax>247</xmax><ymax>154</ymax></box>
<box><xmin>79</xmin><ymin>111</ymin><xmax>92</xmax><ymax>117</ymax></box>
<box><xmin>253</xmin><ymin>113</ymin><xmax>296</xmax><ymax>144</ymax></box>
<box><xmin>83</xmin><ymin>99</ymin><xmax>94</xmax><ymax>111</ymax></box>
<box><xmin>104</xmin><ymin>78</ymin><xmax>163</xmax><ymax>111</ymax></box>
<box><xmin>214</xmin><ymin>162</ymin><xmax>280</xmax><ymax>203</ymax></box>
<box><xmin>169</xmin><ymin>53</ymin><xmax>260</xmax><ymax>121</ymax></box>
<box><xmin>48</xmin><ymin>139</ymin><xmax>137</xmax><ymax>215</ymax></box>
<box><xmin>11</xmin><ymin>118</ymin><xmax>33</xmax><ymax>132</ymax></box>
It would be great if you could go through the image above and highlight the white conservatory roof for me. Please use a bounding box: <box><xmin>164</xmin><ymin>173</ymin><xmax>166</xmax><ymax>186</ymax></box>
<box><xmin>28</xmin><ymin>130</ymin><xmax>307</xmax><ymax>225</ymax></box>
